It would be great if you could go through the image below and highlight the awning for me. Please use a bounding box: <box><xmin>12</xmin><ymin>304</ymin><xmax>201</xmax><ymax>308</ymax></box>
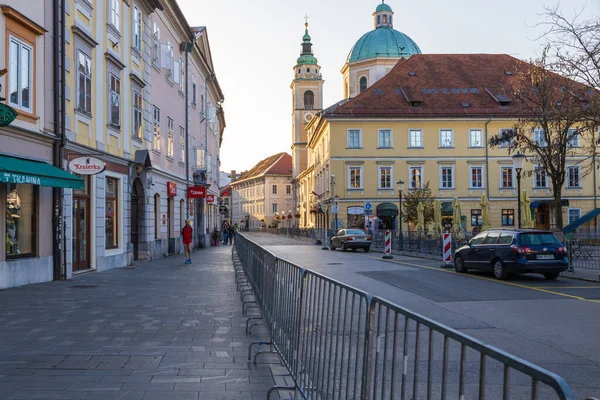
<box><xmin>0</xmin><ymin>154</ymin><xmax>84</xmax><ymax>190</ymax></box>
<box><xmin>441</xmin><ymin>201</ymin><xmax>453</xmax><ymax>215</ymax></box>
<box><xmin>563</xmin><ymin>208</ymin><xmax>600</xmax><ymax>233</ymax></box>
<box><xmin>376</xmin><ymin>202</ymin><xmax>398</xmax><ymax>217</ymax></box>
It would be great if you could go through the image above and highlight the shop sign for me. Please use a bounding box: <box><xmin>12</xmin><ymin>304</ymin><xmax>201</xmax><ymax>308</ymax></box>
<box><xmin>68</xmin><ymin>157</ymin><xmax>106</xmax><ymax>175</ymax></box>
<box><xmin>222</xmin><ymin>189</ymin><xmax>230</xmax><ymax>197</ymax></box>
<box><xmin>219</xmin><ymin>205</ymin><xmax>228</xmax><ymax>214</ymax></box>
<box><xmin>206</xmin><ymin>194</ymin><xmax>215</xmax><ymax>204</ymax></box>
<box><xmin>0</xmin><ymin>103</ymin><xmax>18</xmax><ymax>127</ymax></box>
<box><xmin>187</xmin><ymin>186</ymin><xmax>206</xmax><ymax>198</ymax></box>
<box><xmin>348</xmin><ymin>206</ymin><xmax>364</xmax><ymax>215</ymax></box>
<box><xmin>167</xmin><ymin>181</ymin><xmax>177</xmax><ymax>197</ymax></box>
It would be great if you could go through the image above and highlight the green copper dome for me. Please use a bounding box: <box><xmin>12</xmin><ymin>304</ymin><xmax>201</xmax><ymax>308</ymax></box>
<box><xmin>347</xmin><ymin>28</ymin><xmax>421</xmax><ymax>63</ymax></box>
<box><xmin>297</xmin><ymin>54</ymin><xmax>318</xmax><ymax>65</ymax></box>
<box><xmin>376</xmin><ymin>3</ymin><xmax>392</xmax><ymax>12</ymax></box>
<box><xmin>297</xmin><ymin>25</ymin><xmax>318</xmax><ymax>65</ymax></box>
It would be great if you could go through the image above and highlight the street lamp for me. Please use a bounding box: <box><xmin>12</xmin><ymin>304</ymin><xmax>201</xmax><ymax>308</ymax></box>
<box><xmin>334</xmin><ymin>194</ymin><xmax>340</xmax><ymax>231</ymax></box>
<box><xmin>330</xmin><ymin>174</ymin><xmax>335</xmax><ymax>230</ymax></box>
<box><xmin>512</xmin><ymin>153</ymin><xmax>526</xmax><ymax>228</ymax></box>
<box><xmin>397</xmin><ymin>180</ymin><xmax>405</xmax><ymax>249</ymax></box>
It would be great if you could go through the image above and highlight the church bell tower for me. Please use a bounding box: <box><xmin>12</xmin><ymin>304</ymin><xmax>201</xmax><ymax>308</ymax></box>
<box><xmin>291</xmin><ymin>20</ymin><xmax>324</xmax><ymax>178</ymax></box>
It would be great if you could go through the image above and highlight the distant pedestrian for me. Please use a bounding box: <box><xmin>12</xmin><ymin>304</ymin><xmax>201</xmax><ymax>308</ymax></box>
<box><xmin>222</xmin><ymin>224</ymin><xmax>229</xmax><ymax>245</ymax></box>
<box><xmin>228</xmin><ymin>225</ymin><xmax>235</xmax><ymax>244</ymax></box>
<box><xmin>182</xmin><ymin>220</ymin><xmax>193</xmax><ymax>264</ymax></box>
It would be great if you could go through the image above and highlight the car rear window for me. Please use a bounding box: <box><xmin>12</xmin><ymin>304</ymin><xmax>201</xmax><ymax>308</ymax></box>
<box><xmin>346</xmin><ymin>229</ymin><xmax>366</xmax><ymax>235</ymax></box>
<box><xmin>518</xmin><ymin>233</ymin><xmax>560</xmax><ymax>245</ymax></box>
<box><xmin>498</xmin><ymin>234</ymin><xmax>514</xmax><ymax>244</ymax></box>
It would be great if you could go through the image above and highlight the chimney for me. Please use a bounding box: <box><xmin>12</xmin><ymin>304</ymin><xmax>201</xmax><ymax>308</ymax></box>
<box><xmin>230</xmin><ymin>170</ymin><xmax>236</xmax><ymax>180</ymax></box>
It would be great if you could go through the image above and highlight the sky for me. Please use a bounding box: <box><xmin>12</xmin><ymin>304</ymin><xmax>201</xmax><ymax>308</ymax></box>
<box><xmin>177</xmin><ymin>0</ymin><xmax>599</xmax><ymax>173</ymax></box>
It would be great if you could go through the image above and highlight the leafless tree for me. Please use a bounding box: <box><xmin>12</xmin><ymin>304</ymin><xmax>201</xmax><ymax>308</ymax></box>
<box><xmin>489</xmin><ymin>54</ymin><xmax>599</xmax><ymax>229</ymax></box>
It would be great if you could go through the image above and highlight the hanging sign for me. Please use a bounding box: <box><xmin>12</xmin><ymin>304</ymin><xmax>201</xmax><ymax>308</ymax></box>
<box><xmin>0</xmin><ymin>104</ymin><xmax>18</xmax><ymax>127</ymax></box>
<box><xmin>68</xmin><ymin>157</ymin><xmax>106</xmax><ymax>175</ymax></box>
<box><xmin>167</xmin><ymin>181</ymin><xmax>177</xmax><ymax>197</ymax></box>
<box><xmin>206</xmin><ymin>194</ymin><xmax>215</xmax><ymax>204</ymax></box>
<box><xmin>187</xmin><ymin>186</ymin><xmax>206</xmax><ymax>198</ymax></box>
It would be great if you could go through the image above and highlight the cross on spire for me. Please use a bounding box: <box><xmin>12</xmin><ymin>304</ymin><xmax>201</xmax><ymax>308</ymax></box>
<box><xmin>304</xmin><ymin>14</ymin><xmax>309</xmax><ymax>27</ymax></box>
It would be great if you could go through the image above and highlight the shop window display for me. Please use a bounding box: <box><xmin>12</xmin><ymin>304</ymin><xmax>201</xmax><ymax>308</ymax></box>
<box><xmin>6</xmin><ymin>184</ymin><xmax>36</xmax><ymax>258</ymax></box>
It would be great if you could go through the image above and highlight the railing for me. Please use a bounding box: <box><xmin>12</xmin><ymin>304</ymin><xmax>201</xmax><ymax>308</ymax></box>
<box><xmin>235</xmin><ymin>233</ymin><xmax>575</xmax><ymax>400</ymax></box>
<box><xmin>565</xmin><ymin>233</ymin><xmax>600</xmax><ymax>270</ymax></box>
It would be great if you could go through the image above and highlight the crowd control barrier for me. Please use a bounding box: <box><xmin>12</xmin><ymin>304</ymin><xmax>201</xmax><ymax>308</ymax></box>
<box><xmin>234</xmin><ymin>233</ymin><xmax>575</xmax><ymax>400</ymax></box>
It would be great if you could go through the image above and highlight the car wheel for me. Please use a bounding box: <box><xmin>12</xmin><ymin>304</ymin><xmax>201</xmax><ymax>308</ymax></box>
<box><xmin>364</xmin><ymin>248</ymin><xmax>370</xmax><ymax>253</ymax></box>
<box><xmin>493</xmin><ymin>260</ymin><xmax>508</xmax><ymax>280</ymax></box>
<box><xmin>352</xmin><ymin>247</ymin><xmax>357</xmax><ymax>252</ymax></box>
<box><xmin>544</xmin><ymin>272</ymin><xmax>560</xmax><ymax>280</ymax></box>
<box><xmin>329</xmin><ymin>243</ymin><xmax>336</xmax><ymax>251</ymax></box>
<box><xmin>342</xmin><ymin>243</ymin><xmax>347</xmax><ymax>252</ymax></box>
<box><xmin>454</xmin><ymin>256</ymin><xmax>467</xmax><ymax>273</ymax></box>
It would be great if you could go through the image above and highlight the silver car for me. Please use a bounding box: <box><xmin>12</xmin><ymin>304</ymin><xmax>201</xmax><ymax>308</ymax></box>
<box><xmin>330</xmin><ymin>229</ymin><xmax>372</xmax><ymax>252</ymax></box>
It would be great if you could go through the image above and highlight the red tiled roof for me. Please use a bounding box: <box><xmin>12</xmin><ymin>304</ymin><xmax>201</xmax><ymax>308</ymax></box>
<box><xmin>329</xmin><ymin>54</ymin><xmax>587</xmax><ymax>118</ymax></box>
<box><xmin>233</xmin><ymin>153</ymin><xmax>292</xmax><ymax>184</ymax></box>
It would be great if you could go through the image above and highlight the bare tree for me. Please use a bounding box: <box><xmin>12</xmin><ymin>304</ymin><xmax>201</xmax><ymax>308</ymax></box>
<box><xmin>489</xmin><ymin>54</ymin><xmax>599</xmax><ymax>229</ymax></box>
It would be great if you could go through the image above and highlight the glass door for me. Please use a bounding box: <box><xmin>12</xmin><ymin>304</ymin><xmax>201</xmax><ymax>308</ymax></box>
<box><xmin>72</xmin><ymin>197</ymin><xmax>89</xmax><ymax>271</ymax></box>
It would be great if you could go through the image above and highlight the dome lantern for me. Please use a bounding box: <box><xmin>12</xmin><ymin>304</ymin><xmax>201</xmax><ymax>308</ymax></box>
<box><xmin>374</xmin><ymin>1</ymin><xmax>394</xmax><ymax>29</ymax></box>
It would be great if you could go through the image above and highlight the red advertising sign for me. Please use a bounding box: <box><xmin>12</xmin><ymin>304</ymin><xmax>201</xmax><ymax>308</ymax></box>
<box><xmin>187</xmin><ymin>186</ymin><xmax>206</xmax><ymax>198</ymax></box>
<box><xmin>221</xmin><ymin>189</ymin><xmax>230</xmax><ymax>197</ymax></box>
<box><xmin>167</xmin><ymin>181</ymin><xmax>177</xmax><ymax>197</ymax></box>
<box><xmin>206</xmin><ymin>194</ymin><xmax>215</xmax><ymax>204</ymax></box>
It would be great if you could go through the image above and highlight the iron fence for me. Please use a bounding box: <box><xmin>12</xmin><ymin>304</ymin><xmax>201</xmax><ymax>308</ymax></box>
<box><xmin>565</xmin><ymin>233</ymin><xmax>600</xmax><ymax>270</ymax></box>
<box><xmin>235</xmin><ymin>233</ymin><xmax>575</xmax><ymax>400</ymax></box>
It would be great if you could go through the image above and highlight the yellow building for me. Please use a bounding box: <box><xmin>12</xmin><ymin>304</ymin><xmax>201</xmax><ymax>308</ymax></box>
<box><xmin>298</xmin><ymin>53</ymin><xmax>598</xmax><ymax>233</ymax></box>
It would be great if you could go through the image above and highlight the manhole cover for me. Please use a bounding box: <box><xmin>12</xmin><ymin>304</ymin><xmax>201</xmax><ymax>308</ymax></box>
<box><xmin>326</xmin><ymin>263</ymin><xmax>342</xmax><ymax>265</ymax></box>
<box><xmin>69</xmin><ymin>285</ymin><xmax>97</xmax><ymax>289</ymax></box>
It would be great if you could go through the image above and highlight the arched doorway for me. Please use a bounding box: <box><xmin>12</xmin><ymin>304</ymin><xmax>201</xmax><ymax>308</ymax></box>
<box><xmin>131</xmin><ymin>178</ymin><xmax>145</xmax><ymax>260</ymax></box>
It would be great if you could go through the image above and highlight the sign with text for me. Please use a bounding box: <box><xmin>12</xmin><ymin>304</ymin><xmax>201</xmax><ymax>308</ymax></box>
<box><xmin>0</xmin><ymin>103</ymin><xmax>18</xmax><ymax>127</ymax></box>
<box><xmin>206</xmin><ymin>194</ymin><xmax>215</xmax><ymax>204</ymax></box>
<box><xmin>68</xmin><ymin>157</ymin><xmax>106</xmax><ymax>175</ymax></box>
<box><xmin>167</xmin><ymin>181</ymin><xmax>177</xmax><ymax>197</ymax></box>
<box><xmin>187</xmin><ymin>186</ymin><xmax>206</xmax><ymax>198</ymax></box>
<box><xmin>219</xmin><ymin>205</ymin><xmax>228</xmax><ymax>214</ymax></box>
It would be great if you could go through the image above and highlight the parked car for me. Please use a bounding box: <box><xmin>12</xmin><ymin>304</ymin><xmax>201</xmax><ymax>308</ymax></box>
<box><xmin>453</xmin><ymin>229</ymin><xmax>569</xmax><ymax>280</ymax></box>
<box><xmin>330</xmin><ymin>229</ymin><xmax>372</xmax><ymax>252</ymax></box>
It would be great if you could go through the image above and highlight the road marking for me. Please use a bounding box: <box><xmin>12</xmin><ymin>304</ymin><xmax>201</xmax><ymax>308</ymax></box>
<box><xmin>370</xmin><ymin>256</ymin><xmax>600</xmax><ymax>304</ymax></box>
<box><xmin>534</xmin><ymin>286</ymin><xmax>600</xmax><ymax>289</ymax></box>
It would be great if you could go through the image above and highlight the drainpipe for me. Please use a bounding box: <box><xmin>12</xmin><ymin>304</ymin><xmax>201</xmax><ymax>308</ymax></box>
<box><xmin>180</xmin><ymin>42</ymin><xmax>193</xmax><ymax>219</ymax></box>
<box><xmin>484</xmin><ymin>116</ymin><xmax>492</xmax><ymax>201</ymax></box>
<box><xmin>52</xmin><ymin>0</ymin><xmax>66</xmax><ymax>280</ymax></box>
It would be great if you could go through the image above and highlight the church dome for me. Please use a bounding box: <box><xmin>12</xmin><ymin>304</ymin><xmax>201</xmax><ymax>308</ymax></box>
<box><xmin>347</xmin><ymin>2</ymin><xmax>421</xmax><ymax>63</ymax></box>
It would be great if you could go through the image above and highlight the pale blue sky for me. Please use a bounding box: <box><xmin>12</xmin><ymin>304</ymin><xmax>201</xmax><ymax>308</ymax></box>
<box><xmin>177</xmin><ymin>0</ymin><xmax>598</xmax><ymax>173</ymax></box>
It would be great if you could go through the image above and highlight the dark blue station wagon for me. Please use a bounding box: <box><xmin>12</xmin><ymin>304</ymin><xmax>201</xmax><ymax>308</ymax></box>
<box><xmin>453</xmin><ymin>229</ymin><xmax>569</xmax><ymax>280</ymax></box>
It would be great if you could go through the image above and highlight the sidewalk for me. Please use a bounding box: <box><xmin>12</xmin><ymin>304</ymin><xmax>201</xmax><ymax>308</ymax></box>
<box><xmin>0</xmin><ymin>245</ymin><xmax>281</xmax><ymax>400</ymax></box>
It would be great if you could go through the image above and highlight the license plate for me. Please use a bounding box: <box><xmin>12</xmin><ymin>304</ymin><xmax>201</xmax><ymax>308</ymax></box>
<box><xmin>354</xmin><ymin>238</ymin><xmax>365</xmax><ymax>242</ymax></box>
<box><xmin>536</xmin><ymin>254</ymin><xmax>554</xmax><ymax>260</ymax></box>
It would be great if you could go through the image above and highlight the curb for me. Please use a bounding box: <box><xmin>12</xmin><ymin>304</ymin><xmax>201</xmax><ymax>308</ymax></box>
<box><xmin>560</xmin><ymin>273</ymin><xmax>600</xmax><ymax>284</ymax></box>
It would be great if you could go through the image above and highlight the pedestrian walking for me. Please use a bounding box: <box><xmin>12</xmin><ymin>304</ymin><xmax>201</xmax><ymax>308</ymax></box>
<box><xmin>222</xmin><ymin>224</ymin><xmax>229</xmax><ymax>245</ymax></box>
<box><xmin>228</xmin><ymin>224</ymin><xmax>235</xmax><ymax>244</ymax></box>
<box><xmin>181</xmin><ymin>219</ymin><xmax>193</xmax><ymax>264</ymax></box>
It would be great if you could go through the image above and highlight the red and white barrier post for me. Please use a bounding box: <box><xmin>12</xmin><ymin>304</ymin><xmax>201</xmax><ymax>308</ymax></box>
<box><xmin>442</xmin><ymin>233</ymin><xmax>453</xmax><ymax>268</ymax></box>
<box><xmin>382</xmin><ymin>230</ymin><xmax>393</xmax><ymax>259</ymax></box>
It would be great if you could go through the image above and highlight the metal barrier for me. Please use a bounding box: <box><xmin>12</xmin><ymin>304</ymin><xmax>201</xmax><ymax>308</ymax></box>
<box><xmin>566</xmin><ymin>234</ymin><xmax>600</xmax><ymax>270</ymax></box>
<box><xmin>235</xmin><ymin>233</ymin><xmax>575</xmax><ymax>400</ymax></box>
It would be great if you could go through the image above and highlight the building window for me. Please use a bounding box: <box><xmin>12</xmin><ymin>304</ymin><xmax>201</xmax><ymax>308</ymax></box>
<box><xmin>349</xmin><ymin>166</ymin><xmax>362</xmax><ymax>189</ymax></box>
<box><xmin>8</xmin><ymin>37</ymin><xmax>33</xmax><ymax>112</ymax></box>
<box><xmin>471</xmin><ymin>209</ymin><xmax>482</xmax><ymax>226</ymax></box>
<box><xmin>133</xmin><ymin>91</ymin><xmax>142</xmax><ymax>140</ymax></box>
<box><xmin>192</xmin><ymin>75</ymin><xmax>197</xmax><ymax>104</ymax></box>
<box><xmin>165</xmin><ymin>42</ymin><xmax>173</xmax><ymax>79</ymax></box>
<box><xmin>501</xmin><ymin>167</ymin><xmax>513</xmax><ymax>188</ymax></box>
<box><xmin>179</xmin><ymin>126</ymin><xmax>185</xmax><ymax>162</ymax></box>
<box><xmin>167</xmin><ymin>117</ymin><xmax>174</xmax><ymax>157</ymax></box>
<box><xmin>470</xmin><ymin>166</ymin><xmax>483</xmax><ymax>188</ymax></box>
<box><xmin>105</xmin><ymin>177</ymin><xmax>118</xmax><ymax>249</ymax></box>
<box><xmin>272</xmin><ymin>185</ymin><xmax>277</xmax><ymax>194</ymax></box>
<box><xmin>379</xmin><ymin>166</ymin><xmax>392</xmax><ymax>189</ymax></box>
<box><xmin>440</xmin><ymin>166</ymin><xmax>454</xmax><ymax>189</ymax></box>
<box><xmin>347</xmin><ymin>130</ymin><xmax>361</xmax><ymax>149</ymax></box>
<box><xmin>440</xmin><ymin>129</ymin><xmax>453</xmax><ymax>148</ymax></box>
<box><xmin>409</xmin><ymin>130</ymin><xmax>422</xmax><ymax>148</ymax></box>
<box><xmin>272</xmin><ymin>203</ymin><xmax>278</xmax><ymax>213</ymax></box>
<box><xmin>152</xmin><ymin>22</ymin><xmax>160</xmax><ymax>65</ymax></box>
<box><xmin>286</xmin><ymin>185</ymin><xmax>291</xmax><ymax>194</ymax></box>
<box><xmin>153</xmin><ymin>106</ymin><xmax>160</xmax><ymax>150</ymax></box>
<box><xmin>568</xmin><ymin>208</ymin><xmax>581</xmax><ymax>225</ymax></box>
<box><xmin>534</xmin><ymin>167</ymin><xmax>547</xmax><ymax>188</ymax></box>
<box><xmin>6</xmin><ymin>184</ymin><xmax>36</xmax><ymax>258</ymax></box>
<box><xmin>154</xmin><ymin>194</ymin><xmax>160</xmax><ymax>239</ymax></box>
<box><xmin>409</xmin><ymin>166</ymin><xmax>422</xmax><ymax>189</ymax></box>
<box><xmin>378</xmin><ymin>129</ymin><xmax>392</xmax><ymax>148</ymax></box>
<box><xmin>359</xmin><ymin>76</ymin><xmax>367</xmax><ymax>93</ymax></box>
<box><xmin>533</xmin><ymin>128</ymin><xmax>547</xmax><ymax>147</ymax></box>
<box><xmin>469</xmin><ymin>129</ymin><xmax>483</xmax><ymax>147</ymax></box>
<box><xmin>133</xmin><ymin>7</ymin><xmax>142</xmax><ymax>52</ymax></box>
<box><xmin>109</xmin><ymin>73</ymin><xmax>121</xmax><ymax>126</ymax></box>
<box><xmin>502</xmin><ymin>209</ymin><xmax>514</xmax><ymax>226</ymax></box>
<box><xmin>568</xmin><ymin>166</ymin><xmax>580</xmax><ymax>188</ymax></box>
<box><xmin>77</xmin><ymin>51</ymin><xmax>92</xmax><ymax>114</ymax></box>
<box><xmin>109</xmin><ymin>0</ymin><xmax>120</xmax><ymax>31</ymax></box>
<box><xmin>567</xmin><ymin>128</ymin><xmax>580</xmax><ymax>148</ymax></box>
<box><xmin>304</xmin><ymin>90</ymin><xmax>314</xmax><ymax>109</ymax></box>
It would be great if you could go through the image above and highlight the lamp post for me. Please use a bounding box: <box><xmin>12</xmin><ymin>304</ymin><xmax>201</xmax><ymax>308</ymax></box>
<box><xmin>397</xmin><ymin>180</ymin><xmax>405</xmax><ymax>249</ymax></box>
<box><xmin>330</xmin><ymin>174</ymin><xmax>335</xmax><ymax>230</ymax></box>
<box><xmin>512</xmin><ymin>153</ymin><xmax>526</xmax><ymax>229</ymax></box>
<box><xmin>334</xmin><ymin>195</ymin><xmax>340</xmax><ymax>231</ymax></box>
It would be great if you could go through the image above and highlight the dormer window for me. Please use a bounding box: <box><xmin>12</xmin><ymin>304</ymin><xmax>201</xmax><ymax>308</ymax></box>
<box><xmin>360</xmin><ymin>77</ymin><xmax>368</xmax><ymax>93</ymax></box>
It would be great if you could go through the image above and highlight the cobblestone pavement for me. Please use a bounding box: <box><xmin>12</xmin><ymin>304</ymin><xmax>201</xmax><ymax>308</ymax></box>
<box><xmin>0</xmin><ymin>245</ymin><xmax>281</xmax><ymax>400</ymax></box>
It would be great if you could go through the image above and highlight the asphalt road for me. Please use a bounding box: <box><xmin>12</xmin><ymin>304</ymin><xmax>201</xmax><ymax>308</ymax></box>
<box><xmin>244</xmin><ymin>232</ymin><xmax>600</xmax><ymax>399</ymax></box>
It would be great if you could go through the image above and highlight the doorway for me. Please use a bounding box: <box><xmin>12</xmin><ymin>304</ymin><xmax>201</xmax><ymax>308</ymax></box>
<box><xmin>535</xmin><ymin>204</ymin><xmax>550</xmax><ymax>230</ymax></box>
<box><xmin>131</xmin><ymin>178</ymin><xmax>145</xmax><ymax>260</ymax></box>
<box><xmin>167</xmin><ymin>197</ymin><xmax>174</xmax><ymax>254</ymax></box>
<box><xmin>72</xmin><ymin>176</ymin><xmax>90</xmax><ymax>272</ymax></box>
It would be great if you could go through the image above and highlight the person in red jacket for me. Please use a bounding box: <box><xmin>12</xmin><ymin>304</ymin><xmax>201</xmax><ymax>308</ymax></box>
<box><xmin>182</xmin><ymin>219</ymin><xmax>193</xmax><ymax>264</ymax></box>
